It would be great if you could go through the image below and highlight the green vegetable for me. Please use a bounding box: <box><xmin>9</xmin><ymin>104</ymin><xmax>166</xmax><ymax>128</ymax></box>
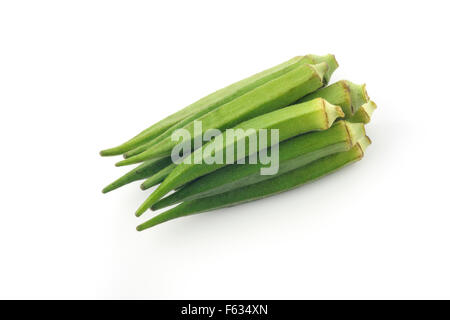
<box><xmin>137</xmin><ymin>136</ymin><xmax>371</xmax><ymax>231</ymax></box>
<box><xmin>152</xmin><ymin>120</ymin><xmax>365</xmax><ymax>210</ymax></box>
<box><xmin>135</xmin><ymin>98</ymin><xmax>344</xmax><ymax>216</ymax></box>
<box><xmin>102</xmin><ymin>157</ymin><xmax>172</xmax><ymax>193</ymax></box>
<box><xmin>299</xmin><ymin>80</ymin><xmax>368</xmax><ymax>118</ymax></box>
<box><xmin>140</xmin><ymin>163</ymin><xmax>176</xmax><ymax>190</ymax></box>
<box><xmin>110</xmin><ymin>79</ymin><xmax>371</xmax><ymax>195</ymax></box>
<box><xmin>348</xmin><ymin>100</ymin><xmax>377</xmax><ymax>124</ymax></box>
<box><xmin>124</xmin><ymin>56</ymin><xmax>338</xmax><ymax>160</ymax></box>
<box><xmin>117</xmin><ymin>62</ymin><xmax>331</xmax><ymax>166</ymax></box>
<box><xmin>100</xmin><ymin>55</ymin><xmax>337</xmax><ymax>157</ymax></box>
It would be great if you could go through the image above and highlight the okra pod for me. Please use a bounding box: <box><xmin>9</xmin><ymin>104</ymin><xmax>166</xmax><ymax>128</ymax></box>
<box><xmin>152</xmin><ymin>121</ymin><xmax>365</xmax><ymax>210</ymax></box>
<box><xmin>117</xmin><ymin>62</ymin><xmax>331</xmax><ymax>166</ymax></box>
<box><xmin>299</xmin><ymin>80</ymin><xmax>368</xmax><ymax>118</ymax></box>
<box><xmin>122</xmin><ymin>54</ymin><xmax>338</xmax><ymax>159</ymax></box>
<box><xmin>102</xmin><ymin>157</ymin><xmax>172</xmax><ymax>193</ymax></box>
<box><xmin>135</xmin><ymin>98</ymin><xmax>344</xmax><ymax>216</ymax></box>
<box><xmin>101</xmin><ymin>55</ymin><xmax>337</xmax><ymax>157</ymax></box>
<box><xmin>137</xmin><ymin>136</ymin><xmax>371</xmax><ymax>231</ymax></box>
<box><xmin>140</xmin><ymin>163</ymin><xmax>177</xmax><ymax>190</ymax></box>
<box><xmin>348</xmin><ymin>100</ymin><xmax>377</xmax><ymax>124</ymax></box>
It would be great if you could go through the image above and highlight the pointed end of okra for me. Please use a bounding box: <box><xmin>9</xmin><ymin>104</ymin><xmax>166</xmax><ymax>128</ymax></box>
<box><xmin>100</xmin><ymin>147</ymin><xmax>122</xmax><ymax>157</ymax></box>
<box><xmin>135</xmin><ymin>191</ymin><xmax>162</xmax><ymax>217</ymax></box>
<box><xmin>102</xmin><ymin>180</ymin><xmax>126</xmax><ymax>194</ymax></box>
<box><xmin>323</xmin><ymin>100</ymin><xmax>345</xmax><ymax>128</ymax></box>
<box><xmin>136</xmin><ymin>218</ymin><xmax>164</xmax><ymax>231</ymax></box>
<box><xmin>115</xmin><ymin>157</ymin><xmax>141</xmax><ymax>167</ymax></box>
<box><xmin>136</xmin><ymin>182</ymin><xmax>173</xmax><ymax>216</ymax></box>
<box><xmin>136</xmin><ymin>206</ymin><xmax>182</xmax><ymax>231</ymax></box>
<box><xmin>116</xmin><ymin>148</ymin><xmax>165</xmax><ymax>166</ymax></box>
<box><xmin>102</xmin><ymin>185</ymin><xmax>113</xmax><ymax>194</ymax></box>
<box><xmin>344</xmin><ymin>121</ymin><xmax>366</xmax><ymax>146</ymax></box>
<box><xmin>136</xmin><ymin>217</ymin><xmax>160</xmax><ymax>231</ymax></box>
<box><xmin>140</xmin><ymin>178</ymin><xmax>161</xmax><ymax>190</ymax></box>
<box><xmin>135</xmin><ymin>202</ymin><xmax>149</xmax><ymax>217</ymax></box>
<box><xmin>123</xmin><ymin>145</ymin><xmax>146</xmax><ymax>159</ymax></box>
<box><xmin>140</xmin><ymin>177</ymin><xmax>160</xmax><ymax>190</ymax></box>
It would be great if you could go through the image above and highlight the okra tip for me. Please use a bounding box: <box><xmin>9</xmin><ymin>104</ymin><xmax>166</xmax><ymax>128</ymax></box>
<box><xmin>135</xmin><ymin>187</ymin><xmax>167</xmax><ymax>216</ymax></box>
<box><xmin>140</xmin><ymin>179</ymin><xmax>159</xmax><ymax>190</ymax></box>
<box><xmin>102</xmin><ymin>180</ymin><xmax>123</xmax><ymax>194</ymax></box>
<box><xmin>136</xmin><ymin>219</ymin><xmax>158</xmax><ymax>231</ymax></box>
<box><xmin>115</xmin><ymin>158</ymin><xmax>135</xmax><ymax>167</ymax></box>
<box><xmin>136</xmin><ymin>207</ymin><xmax>181</xmax><ymax>231</ymax></box>
<box><xmin>101</xmin><ymin>186</ymin><xmax>111</xmax><ymax>194</ymax></box>
<box><xmin>135</xmin><ymin>197</ymin><xmax>154</xmax><ymax>216</ymax></box>
<box><xmin>99</xmin><ymin>147</ymin><xmax>122</xmax><ymax>157</ymax></box>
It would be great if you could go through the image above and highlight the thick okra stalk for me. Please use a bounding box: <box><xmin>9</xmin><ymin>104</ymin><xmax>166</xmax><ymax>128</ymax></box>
<box><xmin>123</xmin><ymin>54</ymin><xmax>338</xmax><ymax>159</ymax></box>
<box><xmin>117</xmin><ymin>62</ymin><xmax>331</xmax><ymax>166</ymax></box>
<box><xmin>135</xmin><ymin>98</ymin><xmax>344</xmax><ymax>216</ymax></box>
<box><xmin>152</xmin><ymin>121</ymin><xmax>365</xmax><ymax>210</ymax></box>
<box><xmin>137</xmin><ymin>136</ymin><xmax>371</xmax><ymax>231</ymax></box>
<box><xmin>299</xmin><ymin>80</ymin><xmax>368</xmax><ymax>118</ymax></box>
<box><xmin>100</xmin><ymin>55</ymin><xmax>337</xmax><ymax>157</ymax></box>
<box><xmin>102</xmin><ymin>157</ymin><xmax>172</xmax><ymax>193</ymax></box>
<box><xmin>348</xmin><ymin>100</ymin><xmax>377</xmax><ymax>124</ymax></box>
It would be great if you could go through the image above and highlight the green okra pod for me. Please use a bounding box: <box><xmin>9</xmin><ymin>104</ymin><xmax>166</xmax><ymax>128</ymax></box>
<box><xmin>140</xmin><ymin>163</ymin><xmax>177</xmax><ymax>190</ymax></box>
<box><xmin>135</xmin><ymin>98</ymin><xmax>344</xmax><ymax>216</ymax></box>
<box><xmin>122</xmin><ymin>54</ymin><xmax>338</xmax><ymax>159</ymax></box>
<box><xmin>101</xmin><ymin>54</ymin><xmax>338</xmax><ymax>157</ymax></box>
<box><xmin>102</xmin><ymin>157</ymin><xmax>172</xmax><ymax>193</ymax></box>
<box><xmin>137</xmin><ymin>136</ymin><xmax>371</xmax><ymax>231</ymax></box>
<box><xmin>348</xmin><ymin>100</ymin><xmax>377</xmax><ymax>124</ymax></box>
<box><xmin>299</xmin><ymin>80</ymin><xmax>369</xmax><ymax>118</ymax></box>
<box><xmin>151</xmin><ymin>120</ymin><xmax>365</xmax><ymax>210</ymax></box>
<box><xmin>117</xmin><ymin>62</ymin><xmax>331</xmax><ymax>166</ymax></box>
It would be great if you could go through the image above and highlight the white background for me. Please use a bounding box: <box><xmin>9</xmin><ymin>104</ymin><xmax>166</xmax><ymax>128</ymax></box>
<box><xmin>1</xmin><ymin>0</ymin><xmax>449</xmax><ymax>299</ymax></box>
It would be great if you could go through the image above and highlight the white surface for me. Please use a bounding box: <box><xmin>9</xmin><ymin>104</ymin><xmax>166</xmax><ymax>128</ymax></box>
<box><xmin>1</xmin><ymin>1</ymin><xmax>449</xmax><ymax>299</ymax></box>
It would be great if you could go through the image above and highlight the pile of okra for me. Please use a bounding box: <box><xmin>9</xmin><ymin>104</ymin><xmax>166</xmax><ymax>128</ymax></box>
<box><xmin>100</xmin><ymin>54</ymin><xmax>376</xmax><ymax>231</ymax></box>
